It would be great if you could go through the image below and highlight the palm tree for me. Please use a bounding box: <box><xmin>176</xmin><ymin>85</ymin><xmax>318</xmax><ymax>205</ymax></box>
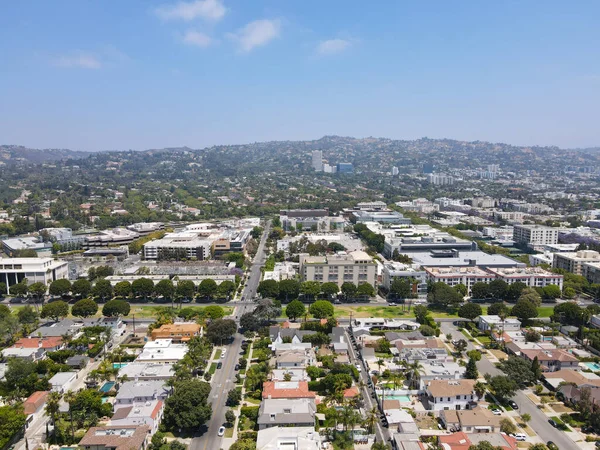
<box><xmin>474</xmin><ymin>381</ymin><xmax>487</xmax><ymax>399</ymax></box>
<box><xmin>364</xmin><ymin>406</ymin><xmax>378</xmax><ymax>434</ymax></box>
<box><xmin>376</xmin><ymin>358</ymin><xmax>384</xmax><ymax>374</ymax></box>
<box><xmin>339</xmin><ymin>405</ymin><xmax>354</xmax><ymax>432</ymax></box>
<box><xmin>406</xmin><ymin>361</ymin><xmax>423</xmax><ymax>389</ymax></box>
<box><xmin>45</xmin><ymin>391</ymin><xmax>62</xmax><ymax>441</ymax></box>
<box><xmin>64</xmin><ymin>390</ymin><xmax>77</xmax><ymax>443</ymax></box>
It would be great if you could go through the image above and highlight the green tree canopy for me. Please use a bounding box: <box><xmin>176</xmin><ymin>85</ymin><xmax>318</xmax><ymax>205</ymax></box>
<box><xmin>341</xmin><ymin>282</ymin><xmax>357</xmax><ymax>299</ymax></box>
<box><xmin>320</xmin><ymin>282</ymin><xmax>339</xmax><ymax>298</ymax></box>
<box><xmin>506</xmin><ymin>281</ymin><xmax>527</xmax><ymax>303</ymax></box>
<box><xmin>427</xmin><ymin>282</ymin><xmax>463</xmax><ymax>308</ymax></box>
<box><xmin>487</xmin><ymin>302</ymin><xmax>509</xmax><ymax>316</ymax></box>
<box><xmin>470</xmin><ymin>282</ymin><xmax>490</xmax><ymax>299</ymax></box>
<box><xmin>102</xmin><ymin>299</ymin><xmax>130</xmax><ymax>317</ymax></box>
<box><xmin>163</xmin><ymin>380</ymin><xmax>212</xmax><ymax>432</ymax></box>
<box><xmin>176</xmin><ymin>280</ymin><xmax>196</xmax><ymax>299</ymax></box>
<box><xmin>488</xmin><ymin>375</ymin><xmax>518</xmax><ymax>400</ymax></box>
<box><xmin>278</xmin><ymin>279</ymin><xmax>300</xmax><ymax>300</ymax></box>
<box><xmin>72</xmin><ymin>278</ymin><xmax>92</xmax><ymax>298</ymax></box>
<box><xmin>309</xmin><ymin>300</ymin><xmax>334</xmax><ymax>319</ymax></box>
<box><xmin>0</xmin><ymin>404</ymin><xmax>27</xmax><ymax>450</ymax></box>
<box><xmin>390</xmin><ymin>278</ymin><xmax>412</xmax><ymax>298</ymax></box>
<box><xmin>114</xmin><ymin>281</ymin><xmax>132</xmax><ymax>298</ymax></box>
<box><xmin>155</xmin><ymin>279</ymin><xmax>175</xmax><ymax>299</ymax></box>
<box><xmin>357</xmin><ymin>283</ymin><xmax>375</xmax><ymax>297</ymax></box>
<box><xmin>257</xmin><ymin>279</ymin><xmax>279</xmax><ymax>298</ymax></box>
<box><xmin>92</xmin><ymin>279</ymin><xmax>114</xmax><ymax>301</ymax></box>
<box><xmin>285</xmin><ymin>300</ymin><xmax>306</xmax><ymax>320</ymax></box>
<box><xmin>458</xmin><ymin>302</ymin><xmax>483</xmax><ymax>321</ymax></box>
<box><xmin>206</xmin><ymin>319</ymin><xmax>237</xmax><ymax>344</ymax></box>
<box><xmin>204</xmin><ymin>305</ymin><xmax>225</xmax><ymax>320</ymax></box>
<box><xmin>518</xmin><ymin>287</ymin><xmax>542</xmax><ymax>307</ymax></box>
<box><xmin>49</xmin><ymin>279</ymin><xmax>72</xmax><ymax>297</ymax></box>
<box><xmin>41</xmin><ymin>300</ymin><xmax>69</xmax><ymax>321</ymax></box>
<box><xmin>197</xmin><ymin>279</ymin><xmax>218</xmax><ymax>299</ymax></box>
<box><xmin>511</xmin><ymin>298</ymin><xmax>539</xmax><ymax>324</ymax></box>
<box><xmin>71</xmin><ymin>298</ymin><xmax>99</xmax><ymax>318</ymax></box>
<box><xmin>132</xmin><ymin>277</ymin><xmax>155</xmax><ymax>299</ymax></box>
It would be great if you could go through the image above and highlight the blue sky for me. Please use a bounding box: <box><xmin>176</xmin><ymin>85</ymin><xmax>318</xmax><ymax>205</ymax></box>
<box><xmin>1</xmin><ymin>1</ymin><xmax>599</xmax><ymax>151</ymax></box>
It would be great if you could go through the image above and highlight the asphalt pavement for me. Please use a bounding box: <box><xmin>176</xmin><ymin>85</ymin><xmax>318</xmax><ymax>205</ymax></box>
<box><xmin>439</xmin><ymin>322</ymin><xmax>579</xmax><ymax>450</ymax></box>
<box><xmin>190</xmin><ymin>221</ymin><xmax>270</xmax><ymax>450</ymax></box>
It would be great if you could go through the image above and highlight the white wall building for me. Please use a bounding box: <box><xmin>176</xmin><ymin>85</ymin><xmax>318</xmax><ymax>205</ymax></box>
<box><xmin>311</xmin><ymin>150</ymin><xmax>323</xmax><ymax>171</ymax></box>
<box><xmin>299</xmin><ymin>251</ymin><xmax>376</xmax><ymax>288</ymax></box>
<box><xmin>486</xmin><ymin>267</ymin><xmax>563</xmax><ymax>290</ymax></box>
<box><xmin>425</xmin><ymin>379</ymin><xmax>479</xmax><ymax>411</ymax></box>
<box><xmin>423</xmin><ymin>266</ymin><xmax>495</xmax><ymax>294</ymax></box>
<box><xmin>0</xmin><ymin>257</ymin><xmax>69</xmax><ymax>293</ymax></box>
<box><xmin>143</xmin><ymin>231</ymin><xmax>213</xmax><ymax>260</ymax></box>
<box><xmin>554</xmin><ymin>250</ymin><xmax>600</xmax><ymax>275</ymax></box>
<box><xmin>513</xmin><ymin>225</ymin><xmax>559</xmax><ymax>246</ymax></box>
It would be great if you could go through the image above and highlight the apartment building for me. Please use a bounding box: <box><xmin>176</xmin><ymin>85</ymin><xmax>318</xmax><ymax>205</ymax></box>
<box><xmin>513</xmin><ymin>225</ymin><xmax>559</xmax><ymax>246</ymax></box>
<box><xmin>423</xmin><ymin>266</ymin><xmax>495</xmax><ymax>294</ymax></box>
<box><xmin>299</xmin><ymin>250</ymin><xmax>376</xmax><ymax>288</ymax></box>
<box><xmin>143</xmin><ymin>231</ymin><xmax>212</xmax><ymax>260</ymax></box>
<box><xmin>583</xmin><ymin>262</ymin><xmax>600</xmax><ymax>284</ymax></box>
<box><xmin>554</xmin><ymin>250</ymin><xmax>600</xmax><ymax>275</ymax></box>
<box><xmin>427</xmin><ymin>173</ymin><xmax>454</xmax><ymax>186</ymax></box>
<box><xmin>0</xmin><ymin>257</ymin><xmax>69</xmax><ymax>293</ymax></box>
<box><xmin>486</xmin><ymin>267</ymin><xmax>563</xmax><ymax>290</ymax></box>
<box><xmin>381</xmin><ymin>262</ymin><xmax>427</xmax><ymax>295</ymax></box>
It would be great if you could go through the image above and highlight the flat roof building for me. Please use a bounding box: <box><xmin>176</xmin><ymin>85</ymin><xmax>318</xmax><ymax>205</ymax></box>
<box><xmin>150</xmin><ymin>323</ymin><xmax>200</xmax><ymax>342</ymax></box>
<box><xmin>486</xmin><ymin>267</ymin><xmax>563</xmax><ymax>290</ymax></box>
<box><xmin>0</xmin><ymin>257</ymin><xmax>68</xmax><ymax>293</ymax></box>
<box><xmin>143</xmin><ymin>231</ymin><xmax>212</xmax><ymax>261</ymax></box>
<box><xmin>352</xmin><ymin>210</ymin><xmax>411</xmax><ymax>224</ymax></box>
<box><xmin>513</xmin><ymin>225</ymin><xmax>559</xmax><ymax>246</ymax></box>
<box><xmin>424</xmin><ymin>266</ymin><xmax>495</xmax><ymax>294</ymax></box>
<box><xmin>554</xmin><ymin>250</ymin><xmax>600</xmax><ymax>275</ymax></box>
<box><xmin>300</xmin><ymin>250</ymin><xmax>376</xmax><ymax>288</ymax></box>
<box><xmin>2</xmin><ymin>236</ymin><xmax>52</xmax><ymax>257</ymax></box>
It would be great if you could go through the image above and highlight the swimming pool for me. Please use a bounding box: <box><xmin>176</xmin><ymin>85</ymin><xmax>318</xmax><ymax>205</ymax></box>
<box><xmin>586</xmin><ymin>362</ymin><xmax>600</xmax><ymax>371</ymax></box>
<box><xmin>382</xmin><ymin>395</ymin><xmax>411</xmax><ymax>402</ymax></box>
<box><xmin>100</xmin><ymin>381</ymin><xmax>115</xmax><ymax>393</ymax></box>
<box><xmin>113</xmin><ymin>363</ymin><xmax>128</xmax><ymax>369</ymax></box>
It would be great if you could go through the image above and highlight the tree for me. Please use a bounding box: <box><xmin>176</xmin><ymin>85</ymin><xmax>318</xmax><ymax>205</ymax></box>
<box><xmin>206</xmin><ymin>319</ymin><xmax>237</xmax><ymax>344</ymax></box>
<box><xmin>229</xmin><ymin>438</ymin><xmax>257</xmax><ymax>450</ymax></box>
<box><xmin>257</xmin><ymin>279</ymin><xmax>279</xmax><ymax>299</ymax></box>
<box><xmin>488</xmin><ymin>375</ymin><xmax>518</xmax><ymax>400</ymax></box>
<box><xmin>253</xmin><ymin>299</ymin><xmax>281</xmax><ymax>322</ymax></box>
<box><xmin>371</xmin><ymin>443</ymin><xmax>391</xmax><ymax>450</ymax></box>
<box><xmin>458</xmin><ymin>303</ymin><xmax>483</xmax><ymax>321</ymax></box>
<box><xmin>500</xmin><ymin>417</ymin><xmax>517</xmax><ymax>434</ymax></box>
<box><xmin>41</xmin><ymin>300</ymin><xmax>69</xmax><ymax>321</ymax></box>
<box><xmin>520</xmin><ymin>413</ymin><xmax>531</xmax><ymax>425</ymax></box>
<box><xmin>204</xmin><ymin>305</ymin><xmax>225</xmax><ymax>320</ymax></box>
<box><xmin>524</xmin><ymin>329</ymin><xmax>541</xmax><ymax>342</ymax></box>
<box><xmin>155</xmin><ymin>279</ymin><xmax>175</xmax><ymax>299</ymax></box>
<box><xmin>93</xmin><ymin>279</ymin><xmax>114</xmax><ymax>301</ymax></box>
<box><xmin>49</xmin><ymin>279</ymin><xmax>71</xmax><ymax>297</ymax></box>
<box><xmin>132</xmin><ymin>277</ymin><xmax>155</xmax><ymax>300</ymax></box>
<box><xmin>250</xmin><ymin>226</ymin><xmax>263</xmax><ymax>239</ymax></box>
<box><xmin>341</xmin><ymin>282</ymin><xmax>357</xmax><ymax>299</ymax></box>
<box><xmin>468</xmin><ymin>443</ymin><xmax>503</xmax><ymax>450</ymax></box>
<box><xmin>72</xmin><ymin>278</ymin><xmax>92</xmax><ymax>298</ymax></box>
<box><xmin>578</xmin><ymin>386</ymin><xmax>593</xmax><ymax>421</ymax></box>
<box><xmin>114</xmin><ymin>281</ymin><xmax>132</xmax><ymax>298</ymax></box>
<box><xmin>488</xmin><ymin>279</ymin><xmax>508</xmax><ymax>300</ymax></box>
<box><xmin>239</xmin><ymin>312</ymin><xmax>261</xmax><ymax>331</ymax></box>
<box><xmin>300</xmin><ymin>281</ymin><xmax>321</xmax><ymax>301</ymax></box>
<box><xmin>17</xmin><ymin>305</ymin><xmax>38</xmax><ymax>325</ymax></box>
<box><xmin>225</xmin><ymin>409</ymin><xmax>236</xmax><ymax>424</ymax></box>
<box><xmin>427</xmin><ymin>282</ymin><xmax>463</xmax><ymax>308</ymax></box>
<box><xmin>518</xmin><ymin>287</ymin><xmax>542</xmax><ymax>307</ymax></box>
<box><xmin>413</xmin><ymin>305</ymin><xmax>429</xmax><ymax>324</ymax></box>
<box><xmin>321</xmin><ymin>282</ymin><xmax>339</xmax><ymax>298</ymax></box>
<box><xmin>506</xmin><ymin>281</ymin><xmax>527</xmax><ymax>303</ymax></box>
<box><xmin>226</xmin><ymin>388</ymin><xmax>241</xmax><ymax>406</ymax></box>
<box><xmin>419</xmin><ymin>325</ymin><xmax>436</xmax><ymax>336</ymax></box>
<box><xmin>390</xmin><ymin>278</ymin><xmax>412</xmax><ymax>299</ymax></box>
<box><xmin>176</xmin><ymin>280</ymin><xmax>196</xmax><ymax>299</ymax></box>
<box><xmin>467</xmin><ymin>350</ymin><xmax>482</xmax><ymax>361</ymax></box>
<box><xmin>10</xmin><ymin>281</ymin><xmax>28</xmax><ymax>297</ymax></box>
<box><xmin>163</xmin><ymin>380</ymin><xmax>212</xmax><ymax>432</ymax></box>
<box><xmin>0</xmin><ymin>404</ymin><xmax>27</xmax><ymax>450</ymax></box>
<box><xmin>309</xmin><ymin>300</ymin><xmax>334</xmax><ymax>319</ymax></box>
<box><xmin>278</xmin><ymin>279</ymin><xmax>300</xmax><ymax>301</ymax></box>
<box><xmin>498</xmin><ymin>356</ymin><xmax>536</xmax><ymax>386</ymax></box>
<box><xmin>197</xmin><ymin>279</ymin><xmax>218</xmax><ymax>300</ymax></box>
<box><xmin>454</xmin><ymin>339</ymin><xmax>468</xmax><ymax>354</ymax></box>
<box><xmin>562</xmin><ymin>286</ymin><xmax>576</xmax><ymax>299</ymax></box>
<box><xmin>553</xmin><ymin>301</ymin><xmax>587</xmax><ymax>325</ymax></box>
<box><xmin>511</xmin><ymin>298</ymin><xmax>538</xmax><ymax>324</ymax></box>
<box><xmin>29</xmin><ymin>282</ymin><xmax>47</xmax><ymax>302</ymax></box>
<box><xmin>487</xmin><ymin>302</ymin><xmax>509</xmax><ymax>316</ymax></box>
<box><xmin>465</xmin><ymin>358</ymin><xmax>478</xmax><ymax>379</ymax></box>
<box><xmin>217</xmin><ymin>280</ymin><xmax>236</xmax><ymax>298</ymax></box>
<box><xmin>357</xmin><ymin>283</ymin><xmax>375</xmax><ymax>297</ymax></box>
<box><xmin>72</xmin><ymin>298</ymin><xmax>98</xmax><ymax>318</ymax></box>
<box><xmin>543</xmin><ymin>284</ymin><xmax>561</xmax><ymax>300</ymax></box>
<box><xmin>471</xmin><ymin>282</ymin><xmax>490</xmax><ymax>299</ymax></box>
<box><xmin>102</xmin><ymin>299</ymin><xmax>130</xmax><ymax>317</ymax></box>
<box><xmin>285</xmin><ymin>300</ymin><xmax>306</xmax><ymax>320</ymax></box>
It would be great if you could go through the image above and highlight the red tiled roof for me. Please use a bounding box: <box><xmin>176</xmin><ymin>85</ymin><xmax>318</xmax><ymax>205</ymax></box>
<box><xmin>150</xmin><ymin>400</ymin><xmax>163</xmax><ymax>419</ymax></box>
<box><xmin>521</xmin><ymin>349</ymin><xmax>578</xmax><ymax>362</ymax></box>
<box><xmin>24</xmin><ymin>391</ymin><xmax>49</xmax><ymax>414</ymax></box>
<box><xmin>262</xmin><ymin>381</ymin><xmax>316</xmax><ymax>399</ymax></box>
<box><xmin>14</xmin><ymin>337</ymin><xmax>63</xmax><ymax>349</ymax></box>
<box><xmin>343</xmin><ymin>386</ymin><xmax>359</xmax><ymax>398</ymax></box>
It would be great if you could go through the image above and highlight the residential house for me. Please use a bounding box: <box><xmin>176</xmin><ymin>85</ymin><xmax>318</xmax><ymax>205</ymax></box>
<box><xmin>150</xmin><ymin>323</ymin><xmax>201</xmax><ymax>342</ymax></box>
<box><xmin>478</xmin><ymin>315</ymin><xmax>521</xmax><ymax>332</ymax></box>
<box><xmin>117</xmin><ymin>363</ymin><xmax>175</xmax><ymax>381</ymax></box>
<box><xmin>543</xmin><ymin>369</ymin><xmax>600</xmax><ymax>390</ymax></box>
<box><xmin>418</xmin><ymin>361</ymin><xmax>465</xmax><ymax>390</ymax></box>
<box><xmin>23</xmin><ymin>391</ymin><xmax>49</xmax><ymax>415</ymax></box>
<box><xmin>521</xmin><ymin>349</ymin><xmax>579</xmax><ymax>372</ymax></box>
<box><xmin>116</xmin><ymin>381</ymin><xmax>169</xmax><ymax>405</ymax></box>
<box><xmin>49</xmin><ymin>372</ymin><xmax>78</xmax><ymax>393</ymax></box>
<box><xmin>66</xmin><ymin>355</ymin><xmax>89</xmax><ymax>369</ymax></box>
<box><xmin>424</xmin><ymin>379</ymin><xmax>479</xmax><ymax>412</ymax></box>
<box><xmin>438</xmin><ymin>432</ymin><xmax>517</xmax><ymax>450</ymax></box>
<box><xmin>257</xmin><ymin>398</ymin><xmax>316</xmax><ymax>430</ymax></box>
<box><xmin>274</xmin><ymin>350</ymin><xmax>312</xmax><ymax>370</ymax></box>
<box><xmin>262</xmin><ymin>381</ymin><xmax>316</xmax><ymax>400</ymax></box>
<box><xmin>110</xmin><ymin>400</ymin><xmax>164</xmax><ymax>435</ymax></box>
<box><xmin>79</xmin><ymin>425</ymin><xmax>149</xmax><ymax>450</ymax></box>
<box><xmin>256</xmin><ymin>426</ymin><xmax>322</xmax><ymax>450</ymax></box>
<box><xmin>441</xmin><ymin>408</ymin><xmax>501</xmax><ymax>433</ymax></box>
<box><xmin>136</xmin><ymin>340</ymin><xmax>188</xmax><ymax>364</ymax></box>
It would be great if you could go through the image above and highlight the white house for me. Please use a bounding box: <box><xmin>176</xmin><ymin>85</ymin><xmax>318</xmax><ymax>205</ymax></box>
<box><xmin>425</xmin><ymin>379</ymin><xmax>479</xmax><ymax>412</ymax></box>
<box><xmin>478</xmin><ymin>315</ymin><xmax>521</xmax><ymax>332</ymax></box>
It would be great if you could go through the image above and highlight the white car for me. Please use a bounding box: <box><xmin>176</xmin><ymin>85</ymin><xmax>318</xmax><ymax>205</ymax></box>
<box><xmin>355</xmin><ymin>364</ymin><xmax>362</xmax><ymax>372</ymax></box>
<box><xmin>221</xmin><ymin>349</ymin><xmax>226</xmax><ymax>358</ymax></box>
<box><xmin>218</xmin><ymin>426</ymin><xmax>225</xmax><ymax>437</ymax></box>
<box><xmin>491</xmin><ymin>409</ymin><xmax>501</xmax><ymax>415</ymax></box>
<box><xmin>512</xmin><ymin>433</ymin><xmax>527</xmax><ymax>442</ymax></box>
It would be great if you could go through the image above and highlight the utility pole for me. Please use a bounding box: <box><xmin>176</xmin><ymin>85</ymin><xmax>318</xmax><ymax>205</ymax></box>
<box><xmin>132</xmin><ymin>314</ymin><xmax>136</xmax><ymax>335</ymax></box>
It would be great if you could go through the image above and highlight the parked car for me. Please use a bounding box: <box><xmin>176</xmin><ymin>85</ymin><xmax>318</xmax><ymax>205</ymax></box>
<box><xmin>508</xmin><ymin>400</ymin><xmax>518</xmax><ymax>409</ymax></box>
<box><xmin>217</xmin><ymin>362</ymin><xmax>223</xmax><ymax>369</ymax></box>
<box><xmin>548</xmin><ymin>419</ymin><xmax>558</xmax><ymax>428</ymax></box>
<box><xmin>355</xmin><ymin>364</ymin><xmax>362</xmax><ymax>372</ymax></box>
<box><xmin>491</xmin><ymin>409</ymin><xmax>501</xmax><ymax>415</ymax></box>
<box><xmin>548</xmin><ymin>441</ymin><xmax>558</xmax><ymax>450</ymax></box>
<box><xmin>387</xmin><ymin>302</ymin><xmax>397</xmax><ymax>306</ymax></box>
<box><xmin>512</xmin><ymin>433</ymin><xmax>526</xmax><ymax>442</ymax></box>
<box><xmin>234</xmin><ymin>364</ymin><xmax>240</xmax><ymax>371</ymax></box>
<box><xmin>218</xmin><ymin>426</ymin><xmax>225</xmax><ymax>437</ymax></box>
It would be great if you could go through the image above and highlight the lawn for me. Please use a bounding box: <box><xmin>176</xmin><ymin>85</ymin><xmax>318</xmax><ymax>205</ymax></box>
<box><xmin>537</xmin><ymin>306</ymin><xmax>554</xmax><ymax>318</ymax></box>
<box><xmin>214</xmin><ymin>349</ymin><xmax>222</xmax><ymax>359</ymax></box>
<box><xmin>224</xmin><ymin>426</ymin><xmax>234</xmax><ymax>438</ymax></box>
<box><xmin>209</xmin><ymin>363</ymin><xmax>217</xmax><ymax>375</ymax></box>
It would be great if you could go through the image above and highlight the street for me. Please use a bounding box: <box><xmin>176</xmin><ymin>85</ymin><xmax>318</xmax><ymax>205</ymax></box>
<box><xmin>190</xmin><ymin>221</ymin><xmax>270</xmax><ymax>450</ymax></box>
<box><xmin>439</xmin><ymin>322</ymin><xmax>579</xmax><ymax>450</ymax></box>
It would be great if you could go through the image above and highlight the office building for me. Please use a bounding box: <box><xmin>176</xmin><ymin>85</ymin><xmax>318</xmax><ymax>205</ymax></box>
<box><xmin>2</xmin><ymin>237</ymin><xmax>52</xmax><ymax>257</ymax></box>
<box><xmin>143</xmin><ymin>231</ymin><xmax>212</xmax><ymax>260</ymax></box>
<box><xmin>337</xmin><ymin>162</ymin><xmax>354</xmax><ymax>174</ymax></box>
<box><xmin>381</xmin><ymin>262</ymin><xmax>427</xmax><ymax>294</ymax></box>
<box><xmin>404</xmin><ymin>250</ymin><xmax>523</xmax><ymax>269</ymax></box>
<box><xmin>279</xmin><ymin>209</ymin><xmax>330</xmax><ymax>232</ymax></box>
<box><xmin>299</xmin><ymin>250</ymin><xmax>377</xmax><ymax>288</ymax></box>
<box><xmin>554</xmin><ymin>250</ymin><xmax>600</xmax><ymax>276</ymax></box>
<box><xmin>486</xmin><ymin>267</ymin><xmax>563</xmax><ymax>290</ymax></box>
<box><xmin>424</xmin><ymin>267</ymin><xmax>495</xmax><ymax>294</ymax></box>
<box><xmin>352</xmin><ymin>210</ymin><xmax>411</xmax><ymax>224</ymax></box>
<box><xmin>392</xmin><ymin>166</ymin><xmax>399</xmax><ymax>176</ymax></box>
<box><xmin>84</xmin><ymin>228</ymin><xmax>140</xmax><ymax>248</ymax></box>
<box><xmin>0</xmin><ymin>257</ymin><xmax>68</xmax><ymax>293</ymax></box>
<box><xmin>311</xmin><ymin>150</ymin><xmax>323</xmax><ymax>171</ymax></box>
<box><xmin>513</xmin><ymin>225</ymin><xmax>559</xmax><ymax>246</ymax></box>
<box><xmin>383</xmin><ymin>235</ymin><xmax>474</xmax><ymax>257</ymax></box>
<box><xmin>427</xmin><ymin>173</ymin><xmax>454</xmax><ymax>186</ymax></box>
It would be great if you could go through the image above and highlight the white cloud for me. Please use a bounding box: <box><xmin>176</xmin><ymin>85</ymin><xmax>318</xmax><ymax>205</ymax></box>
<box><xmin>182</xmin><ymin>30</ymin><xmax>213</xmax><ymax>47</ymax></box>
<box><xmin>316</xmin><ymin>38</ymin><xmax>351</xmax><ymax>55</ymax></box>
<box><xmin>53</xmin><ymin>52</ymin><xmax>102</xmax><ymax>69</ymax></box>
<box><xmin>155</xmin><ymin>0</ymin><xmax>226</xmax><ymax>22</ymax></box>
<box><xmin>227</xmin><ymin>19</ymin><xmax>281</xmax><ymax>52</ymax></box>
